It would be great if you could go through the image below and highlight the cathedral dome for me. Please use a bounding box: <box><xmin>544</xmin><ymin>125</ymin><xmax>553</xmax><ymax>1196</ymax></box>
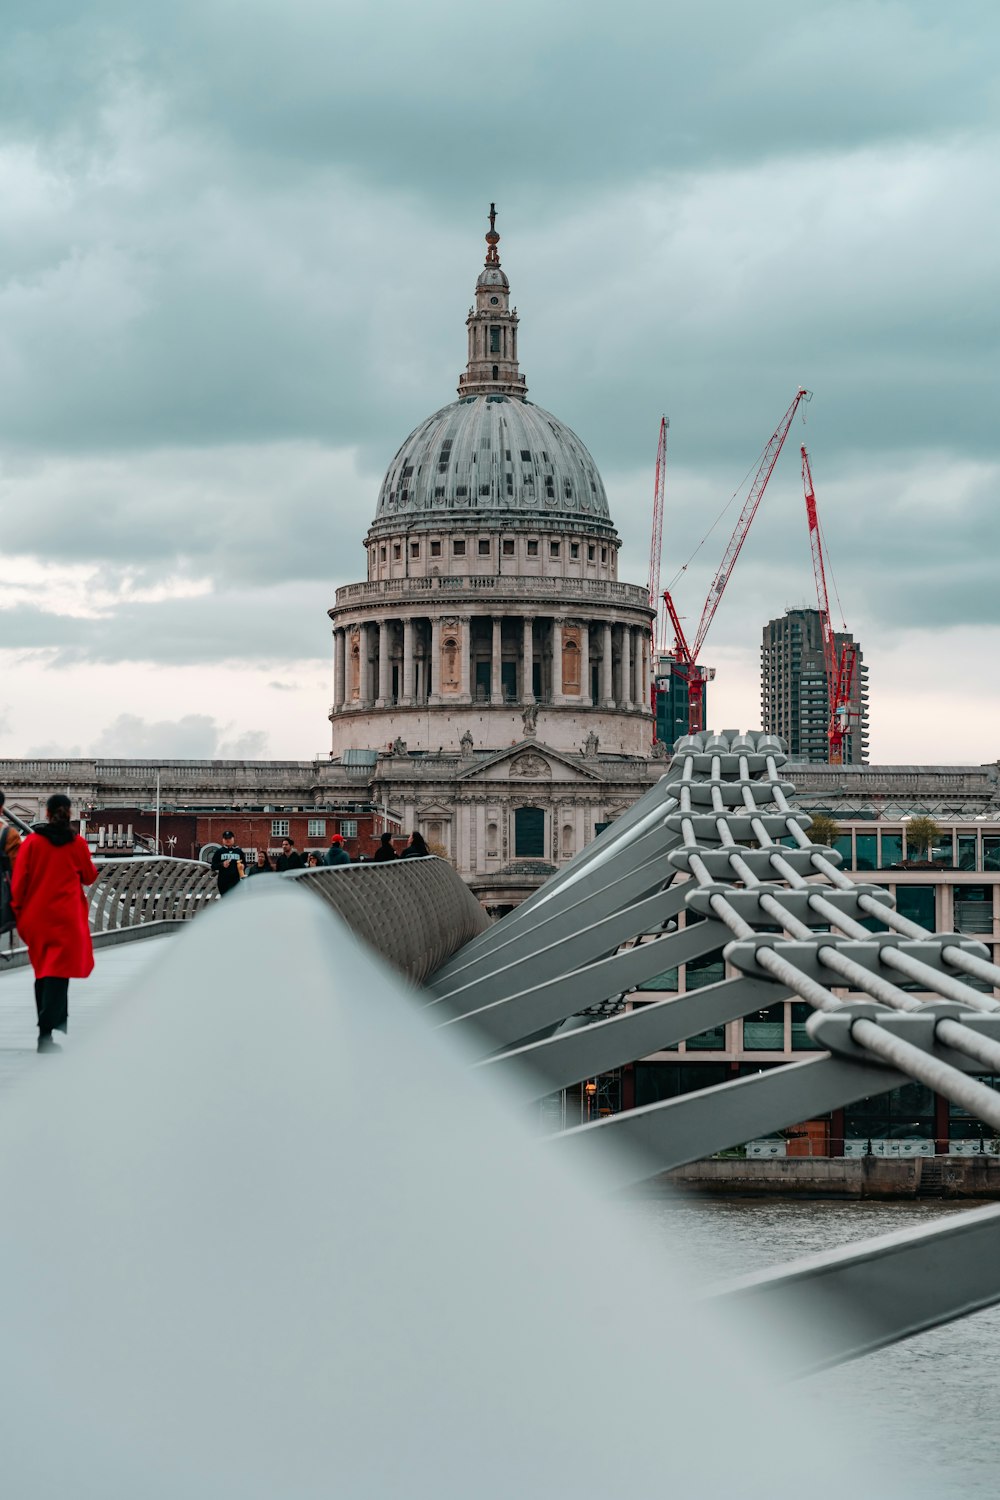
<box><xmin>369</xmin><ymin>204</ymin><xmax>617</xmax><ymax>542</ymax></box>
<box><xmin>373</xmin><ymin>394</ymin><xmax>614</xmax><ymax>533</ymax></box>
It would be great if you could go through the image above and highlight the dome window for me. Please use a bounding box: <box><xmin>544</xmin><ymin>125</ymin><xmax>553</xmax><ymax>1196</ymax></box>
<box><xmin>520</xmin><ymin>449</ymin><xmax>531</xmax><ymax>461</ymax></box>
<box><xmin>479</xmin><ymin>484</ymin><xmax>491</xmax><ymax>496</ymax></box>
<box><xmin>393</xmin><ymin>544</ymin><xmax>401</xmax><ymax>560</ymax></box>
<box><xmin>410</xmin><ymin>542</ymin><xmax>420</xmax><ymax>558</ymax></box>
<box><xmin>402</xmin><ymin>466</ymin><xmax>414</xmax><ymax>478</ymax></box>
<box><xmin>502</xmin><ymin>539</ymin><xmax>515</xmax><ymax>556</ymax></box>
<box><xmin>452</xmin><ymin>539</ymin><xmax>466</xmax><ymax>556</ymax></box>
<box><xmin>588</xmin><ymin>544</ymin><xmax>596</xmax><ymax>561</ymax></box>
<box><xmin>434</xmin><ymin>486</ymin><xmax>445</xmax><ymax>498</ymax></box>
<box><xmin>430</xmin><ymin>541</ymin><xmax>442</xmax><ymax>557</ymax></box>
<box><xmin>570</xmin><ymin>543</ymin><xmax>580</xmax><ymax>559</ymax></box>
<box><xmin>550</xmin><ymin>541</ymin><xmax>561</xmax><ymax>559</ymax></box>
<box><xmin>456</xmin><ymin>485</ymin><xmax>468</xmax><ymax>497</ymax></box>
<box><xmin>527</xmin><ymin>540</ymin><xmax>539</xmax><ymax>556</ymax></box>
<box><xmin>478</xmin><ymin>539</ymin><xmax>491</xmax><ymax>556</ymax></box>
<box><xmin>489</xmin><ymin>327</ymin><xmax>501</xmax><ymax>354</ymax></box>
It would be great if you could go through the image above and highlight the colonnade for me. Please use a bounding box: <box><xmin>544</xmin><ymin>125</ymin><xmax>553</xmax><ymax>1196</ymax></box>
<box><xmin>332</xmin><ymin>614</ymin><xmax>650</xmax><ymax>713</ymax></box>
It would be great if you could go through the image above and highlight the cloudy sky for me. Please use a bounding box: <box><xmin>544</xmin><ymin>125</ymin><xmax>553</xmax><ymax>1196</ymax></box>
<box><xmin>0</xmin><ymin>0</ymin><xmax>997</xmax><ymax>763</ymax></box>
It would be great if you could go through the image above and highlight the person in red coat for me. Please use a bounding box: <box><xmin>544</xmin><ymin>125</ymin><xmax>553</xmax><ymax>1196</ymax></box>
<box><xmin>11</xmin><ymin>793</ymin><xmax>99</xmax><ymax>1052</ymax></box>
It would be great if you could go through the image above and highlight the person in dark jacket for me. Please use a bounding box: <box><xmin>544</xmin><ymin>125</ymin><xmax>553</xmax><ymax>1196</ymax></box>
<box><xmin>247</xmin><ymin>851</ymin><xmax>274</xmax><ymax>876</ymax></box>
<box><xmin>324</xmin><ymin>835</ymin><xmax>351</xmax><ymax>867</ymax></box>
<box><xmin>371</xmin><ymin>832</ymin><xmax>397</xmax><ymax>863</ymax></box>
<box><xmin>400</xmin><ymin>831</ymin><xmax>430</xmax><ymax>858</ymax></box>
<box><xmin>210</xmin><ymin>831</ymin><xmax>245</xmax><ymax>896</ymax></box>
<box><xmin>275</xmin><ymin>838</ymin><xmax>303</xmax><ymax>872</ymax></box>
<box><xmin>10</xmin><ymin>793</ymin><xmax>99</xmax><ymax>1051</ymax></box>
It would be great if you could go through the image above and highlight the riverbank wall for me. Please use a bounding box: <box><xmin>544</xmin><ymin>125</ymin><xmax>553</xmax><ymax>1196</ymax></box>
<box><xmin>658</xmin><ymin>1156</ymin><xmax>1000</xmax><ymax>1199</ymax></box>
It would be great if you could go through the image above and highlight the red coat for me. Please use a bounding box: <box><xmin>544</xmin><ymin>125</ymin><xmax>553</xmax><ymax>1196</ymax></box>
<box><xmin>11</xmin><ymin>831</ymin><xmax>98</xmax><ymax>979</ymax></box>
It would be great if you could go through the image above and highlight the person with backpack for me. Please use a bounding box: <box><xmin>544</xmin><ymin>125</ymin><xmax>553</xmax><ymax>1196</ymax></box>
<box><xmin>10</xmin><ymin>793</ymin><xmax>99</xmax><ymax>1051</ymax></box>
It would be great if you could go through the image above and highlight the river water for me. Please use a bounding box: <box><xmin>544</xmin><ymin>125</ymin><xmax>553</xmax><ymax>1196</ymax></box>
<box><xmin>632</xmin><ymin>1195</ymin><xmax>998</xmax><ymax>1497</ymax></box>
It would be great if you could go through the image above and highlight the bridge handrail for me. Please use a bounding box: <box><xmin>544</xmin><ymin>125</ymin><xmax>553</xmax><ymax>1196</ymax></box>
<box><xmin>4</xmin><ymin>853</ymin><xmax>489</xmax><ymax>986</ymax></box>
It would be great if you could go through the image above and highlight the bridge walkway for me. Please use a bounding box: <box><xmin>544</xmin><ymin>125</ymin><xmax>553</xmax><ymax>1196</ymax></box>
<box><xmin>0</xmin><ymin>937</ymin><xmax>171</xmax><ymax>1091</ymax></box>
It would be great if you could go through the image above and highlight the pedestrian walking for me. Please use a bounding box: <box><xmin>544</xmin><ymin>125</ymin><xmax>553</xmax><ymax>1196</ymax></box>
<box><xmin>276</xmin><ymin>838</ymin><xmax>303</xmax><ymax>871</ymax></box>
<box><xmin>400</xmin><ymin>831</ymin><xmax>430</xmax><ymax>858</ymax></box>
<box><xmin>246</xmin><ymin>851</ymin><xmax>274</xmax><ymax>876</ymax></box>
<box><xmin>0</xmin><ymin>789</ymin><xmax>22</xmax><ymax>950</ymax></box>
<box><xmin>324</xmin><ymin>834</ymin><xmax>351</xmax><ymax>867</ymax></box>
<box><xmin>305</xmin><ymin>852</ymin><xmax>321</xmax><ymax>868</ymax></box>
<box><xmin>10</xmin><ymin>793</ymin><xmax>98</xmax><ymax>1052</ymax></box>
<box><xmin>371</xmin><ymin>832</ymin><xmax>397</xmax><ymax>863</ymax></box>
<box><xmin>211</xmin><ymin>831</ymin><xmax>245</xmax><ymax>896</ymax></box>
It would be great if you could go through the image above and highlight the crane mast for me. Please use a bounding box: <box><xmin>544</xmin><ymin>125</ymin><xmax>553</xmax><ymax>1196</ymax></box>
<box><xmin>662</xmin><ymin>387</ymin><xmax>812</xmax><ymax>738</ymax></box>
<box><xmin>801</xmin><ymin>444</ymin><xmax>857</xmax><ymax>765</ymax></box>
<box><xmin>647</xmin><ymin>417</ymin><xmax>669</xmax><ymax>654</ymax></box>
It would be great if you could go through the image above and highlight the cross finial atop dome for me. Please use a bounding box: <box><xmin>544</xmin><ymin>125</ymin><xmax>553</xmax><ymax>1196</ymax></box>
<box><xmin>485</xmin><ymin>202</ymin><xmax>500</xmax><ymax>266</ymax></box>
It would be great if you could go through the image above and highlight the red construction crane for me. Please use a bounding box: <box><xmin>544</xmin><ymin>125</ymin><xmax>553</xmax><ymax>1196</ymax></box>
<box><xmin>801</xmin><ymin>444</ymin><xmax>857</xmax><ymax>765</ymax></box>
<box><xmin>646</xmin><ymin>417</ymin><xmax>669</xmax><ymax>654</ymax></box>
<box><xmin>663</xmin><ymin>386</ymin><xmax>812</xmax><ymax>737</ymax></box>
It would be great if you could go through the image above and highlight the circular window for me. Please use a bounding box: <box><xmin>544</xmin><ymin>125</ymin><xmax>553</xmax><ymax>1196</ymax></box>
<box><xmin>490</xmin><ymin>296</ymin><xmax>499</xmax><ymax>304</ymax></box>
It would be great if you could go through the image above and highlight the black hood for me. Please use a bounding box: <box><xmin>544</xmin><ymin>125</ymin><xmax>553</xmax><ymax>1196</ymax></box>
<box><xmin>32</xmin><ymin>821</ymin><xmax>75</xmax><ymax>847</ymax></box>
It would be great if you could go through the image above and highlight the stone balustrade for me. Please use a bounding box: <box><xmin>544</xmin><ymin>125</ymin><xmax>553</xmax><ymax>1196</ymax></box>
<box><xmin>334</xmin><ymin>574</ymin><xmax>650</xmax><ymax>608</ymax></box>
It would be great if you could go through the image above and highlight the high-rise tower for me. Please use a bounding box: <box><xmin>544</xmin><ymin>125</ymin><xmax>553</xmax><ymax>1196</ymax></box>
<box><xmin>760</xmin><ymin>607</ymin><xmax>869</xmax><ymax>763</ymax></box>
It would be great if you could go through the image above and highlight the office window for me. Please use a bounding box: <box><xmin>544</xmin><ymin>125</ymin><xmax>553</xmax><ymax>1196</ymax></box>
<box><xmin>339</xmin><ymin>819</ymin><xmax>358</xmax><ymax>839</ymax></box>
<box><xmin>271</xmin><ymin>819</ymin><xmax>290</xmax><ymax>838</ymax></box>
<box><xmin>855</xmin><ymin>833</ymin><xmax>877</xmax><ymax>871</ymax></box>
<box><xmin>743</xmin><ymin>1003</ymin><xmax>785</xmax><ymax>1050</ymax></box>
<box><xmin>307</xmin><ymin>819</ymin><xmax>326</xmax><ymax>838</ymax></box>
<box><xmin>957</xmin><ymin>835</ymin><xmax>978</xmax><ymax>871</ymax></box>
<box><xmin>895</xmin><ymin>885</ymin><xmax>935</xmax><ymax>929</ymax></box>
<box><xmin>880</xmin><ymin>832</ymin><xmax>903</xmax><ymax>867</ymax></box>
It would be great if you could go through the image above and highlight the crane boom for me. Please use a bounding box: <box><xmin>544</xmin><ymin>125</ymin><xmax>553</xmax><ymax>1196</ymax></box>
<box><xmin>801</xmin><ymin>443</ymin><xmax>857</xmax><ymax>764</ymax></box>
<box><xmin>646</xmin><ymin>417</ymin><xmax>669</xmax><ymax>652</ymax></box>
<box><xmin>690</xmin><ymin>387</ymin><xmax>811</xmax><ymax>662</ymax></box>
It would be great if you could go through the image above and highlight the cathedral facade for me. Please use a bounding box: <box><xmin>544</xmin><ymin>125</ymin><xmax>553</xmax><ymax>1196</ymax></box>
<box><xmin>328</xmin><ymin>209</ymin><xmax>660</xmax><ymax>909</ymax></box>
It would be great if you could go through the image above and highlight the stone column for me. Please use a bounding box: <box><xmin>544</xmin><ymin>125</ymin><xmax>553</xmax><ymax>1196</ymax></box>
<box><xmin>359</xmin><ymin>622</ymin><xmax>372</xmax><ymax>706</ymax></box>
<box><xmin>333</xmin><ymin>629</ymin><xmax>345</xmax><ymax>711</ymax></box>
<box><xmin>551</xmin><ymin>617</ymin><xmax>564</xmax><ymax>703</ymax></box>
<box><xmin>402</xmin><ymin>618</ymin><xmax>415</xmax><ymax>704</ymax></box>
<box><xmin>460</xmin><ymin>616</ymin><xmax>472</xmax><ymax>702</ymax></box>
<box><xmin>602</xmin><ymin>622</ymin><xmax>614</xmax><ymax>706</ymax></box>
<box><xmin>621</xmin><ymin>623</ymin><xmax>633</xmax><ymax>709</ymax></box>
<box><xmin>429</xmin><ymin>617</ymin><xmax>441</xmax><ymax>702</ymax></box>
<box><xmin>377</xmin><ymin>618</ymin><xmax>393</xmax><ymax>706</ymax></box>
<box><xmin>522</xmin><ymin>616</ymin><xmax>534</xmax><ymax>702</ymax></box>
<box><xmin>579</xmin><ymin>622</ymin><xmax>591</xmax><ymax>705</ymax></box>
<box><xmin>491</xmin><ymin>616</ymin><xmax>503</xmax><ymax>702</ymax></box>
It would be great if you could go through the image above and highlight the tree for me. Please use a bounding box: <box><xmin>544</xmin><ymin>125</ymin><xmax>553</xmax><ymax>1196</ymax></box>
<box><xmin>807</xmin><ymin>812</ymin><xmax>840</xmax><ymax>847</ymax></box>
<box><xmin>905</xmin><ymin>815</ymin><xmax>943</xmax><ymax>863</ymax></box>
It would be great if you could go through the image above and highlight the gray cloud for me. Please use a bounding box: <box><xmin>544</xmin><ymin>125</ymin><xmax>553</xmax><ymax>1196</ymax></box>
<box><xmin>0</xmin><ymin>582</ymin><xmax>333</xmax><ymax>666</ymax></box>
<box><xmin>91</xmin><ymin>712</ymin><xmax>269</xmax><ymax>758</ymax></box>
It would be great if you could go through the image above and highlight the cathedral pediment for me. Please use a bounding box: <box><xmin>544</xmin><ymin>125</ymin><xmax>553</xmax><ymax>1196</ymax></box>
<box><xmin>455</xmin><ymin>741</ymin><xmax>606</xmax><ymax>784</ymax></box>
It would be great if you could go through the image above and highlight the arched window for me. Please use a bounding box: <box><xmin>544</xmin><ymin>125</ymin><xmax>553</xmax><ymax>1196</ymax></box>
<box><xmin>562</xmin><ymin>823</ymin><xmax>574</xmax><ymax>858</ymax></box>
<box><xmin>492</xmin><ymin>363</ymin><xmax>499</xmax><ymax>381</ymax></box>
<box><xmin>486</xmin><ymin>821</ymin><xmax>498</xmax><ymax>857</ymax></box>
<box><xmin>514</xmin><ymin>806</ymin><xmax>545</xmax><ymax>859</ymax></box>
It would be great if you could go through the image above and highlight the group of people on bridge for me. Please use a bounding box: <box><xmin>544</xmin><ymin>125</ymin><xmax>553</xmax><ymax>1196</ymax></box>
<box><xmin>210</xmin><ymin>829</ymin><xmax>430</xmax><ymax>895</ymax></box>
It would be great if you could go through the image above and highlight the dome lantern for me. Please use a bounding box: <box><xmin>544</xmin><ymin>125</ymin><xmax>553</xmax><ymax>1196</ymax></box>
<box><xmin>458</xmin><ymin>204</ymin><xmax>526</xmax><ymax>401</ymax></box>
